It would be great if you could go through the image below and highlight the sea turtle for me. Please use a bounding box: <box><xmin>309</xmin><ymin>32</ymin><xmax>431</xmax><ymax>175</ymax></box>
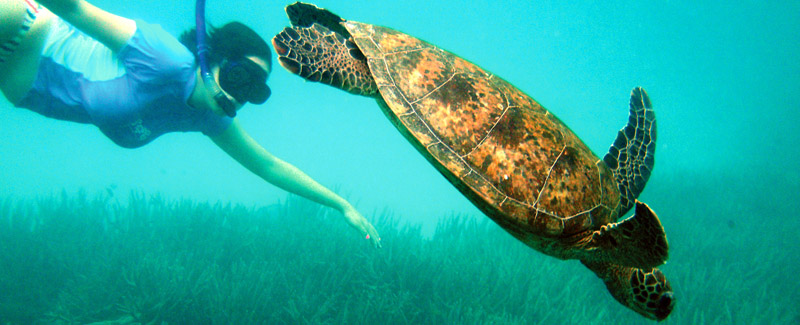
<box><xmin>272</xmin><ymin>2</ymin><xmax>673</xmax><ymax>320</ymax></box>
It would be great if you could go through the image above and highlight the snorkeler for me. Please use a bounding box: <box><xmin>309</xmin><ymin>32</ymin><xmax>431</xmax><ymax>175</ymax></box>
<box><xmin>0</xmin><ymin>0</ymin><xmax>381</xmax><ymax>247</ymax></box>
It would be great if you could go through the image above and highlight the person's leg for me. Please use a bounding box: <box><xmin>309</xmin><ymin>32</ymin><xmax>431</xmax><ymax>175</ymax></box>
<box><xmin>0</xmin><ymin>0</ymin><xmax>40</xmax><ymax>64</ymax></box>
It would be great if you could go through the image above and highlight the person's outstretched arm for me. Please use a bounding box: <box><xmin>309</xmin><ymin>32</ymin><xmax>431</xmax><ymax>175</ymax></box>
<box><xmin>35</xmin><ymin>0</ymin><xmax>135</xmax><ymax>51</ymax></box>
<box><xmin>210</xmin><ymin>119</ymin><xmax>382</xmax><ymax>247</ymax></box>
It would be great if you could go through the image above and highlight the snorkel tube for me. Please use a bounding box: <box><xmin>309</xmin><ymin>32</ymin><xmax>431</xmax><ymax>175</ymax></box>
<box><xmin>195</xmin><ymin>0</ymin><xmax>237</xmax><ymax>117</ymax></box>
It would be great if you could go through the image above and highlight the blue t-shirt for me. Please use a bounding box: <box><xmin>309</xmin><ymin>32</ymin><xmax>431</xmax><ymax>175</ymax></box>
<box><xmin>16</xmin><ymin>18</ymin><xmax>232</xmax><ymax>148</ymax></box>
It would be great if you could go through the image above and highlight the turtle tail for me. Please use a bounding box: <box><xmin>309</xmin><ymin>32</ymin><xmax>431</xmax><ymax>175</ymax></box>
<box><xmin>581</xmin><ymin>260</ymin><xmax>675</xmax><ymax>321</ymax></box>
<box><xmin>272</xmin><ymin>23</ymin><xmax>378</xmax><ymax>97</ymax></box>
<box><xmin>603</xmin><ymin>87</ymin><xmax>656</xmax><ymax>217</ymax></box>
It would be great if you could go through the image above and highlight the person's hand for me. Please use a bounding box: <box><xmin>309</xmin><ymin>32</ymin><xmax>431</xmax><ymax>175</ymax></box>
<box><xmin>343</xmin><ymin>207</ymin><xmax>382</xmax><ymax>248</ymax></box>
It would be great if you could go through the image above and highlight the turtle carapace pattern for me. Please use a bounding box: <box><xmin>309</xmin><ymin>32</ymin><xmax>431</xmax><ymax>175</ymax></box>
<box><xmin>273</xmin><ymin>2</ymin><xmax>674</xmax><ymax>320</ymax></box>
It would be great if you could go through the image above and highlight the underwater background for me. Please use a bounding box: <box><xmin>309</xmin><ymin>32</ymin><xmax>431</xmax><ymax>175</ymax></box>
<box><xmin>1</xmin><ymin>0</ymin><xmax>798</xmax><ymax>323</ymax></box>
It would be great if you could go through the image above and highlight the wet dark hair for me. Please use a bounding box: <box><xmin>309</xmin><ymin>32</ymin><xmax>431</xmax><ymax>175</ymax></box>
<box><xmin>179</xmin><ymin>22</ymin><xmax>272</xmax><ymax>71</ymax></box>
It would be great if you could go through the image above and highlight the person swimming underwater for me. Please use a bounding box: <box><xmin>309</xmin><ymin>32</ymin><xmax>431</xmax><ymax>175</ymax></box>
<box><xmin>0</xmin><ymin>0</ymin><xmax>381</xmax><ymax>247</ymax></box>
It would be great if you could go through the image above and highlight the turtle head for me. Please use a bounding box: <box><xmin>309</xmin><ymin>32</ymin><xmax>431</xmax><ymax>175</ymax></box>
<box><xmin>624</xmin><ymin>267</ymin><xmax>674</xmax><ymax>321</ymax></box>
<box><xmin>582</xmin><ymin>261</ymin><xmax>674</xmax><ymax>321</ymax></box>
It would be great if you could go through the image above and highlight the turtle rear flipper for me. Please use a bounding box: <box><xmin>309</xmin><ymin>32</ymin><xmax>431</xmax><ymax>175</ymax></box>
<box><xmin>272</xmin><ymin>24</ymin><xmax>378</xmax><ymax>97</ymax></box>
<box><xmin>603</xmin><ymin>87</ymin><xmax>656</xmax><ymax>217</ymax></box>
<box><xmin>590</xmin><ymin>201</ymin><xmax>669</xmax><ymax>268</ymax></box>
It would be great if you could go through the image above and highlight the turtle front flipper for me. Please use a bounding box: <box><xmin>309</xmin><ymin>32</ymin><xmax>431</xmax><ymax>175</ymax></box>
<box><xmin>272</xmin><ymin>24</ymin><xmax>378</xmax><ymax>97</ymax></box>
<box><xmin>588</xmin><ymin>201</ymin><xmax>669</xmax><ymax>268</ymax></box>
<box><xmin>285</xmin><ymin>2</ymin><xmax>351</xmax><ymax>39</ymax></box>
<box><xmin>582</xmin><ymin>260</ymin><xmax>674</xmax><ymax>321</ymax></box>
<box><xmin>603</xmin><ymin>87</ymin><xmax>656</xmax><ymax>216</ymax></box>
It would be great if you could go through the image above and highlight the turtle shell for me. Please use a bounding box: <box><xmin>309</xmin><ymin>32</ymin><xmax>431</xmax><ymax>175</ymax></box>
<box><xmin>342</xmin><ymin>21</ymin><xmax>621</xmax><ymax>242</ymax></box>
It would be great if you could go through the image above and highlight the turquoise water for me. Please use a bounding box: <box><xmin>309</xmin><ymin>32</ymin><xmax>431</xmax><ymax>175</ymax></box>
<box><xmin>1</xmin><ymin>1</ymin><xmax>798</xmax><ymax>323</ymax></box>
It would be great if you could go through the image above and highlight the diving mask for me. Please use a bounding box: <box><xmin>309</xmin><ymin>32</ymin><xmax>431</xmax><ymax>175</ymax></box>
<box><xmin>219</xmin><ymin>58</ymin><xmax>271</xmax><ymax>105</ymax></box>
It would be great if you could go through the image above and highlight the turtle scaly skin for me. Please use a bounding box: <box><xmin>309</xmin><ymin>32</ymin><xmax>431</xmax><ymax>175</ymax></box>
<box><xmin>273</xmin><ymin>2</ymin><xmax>674</xmax><ymax>320</ymax></box>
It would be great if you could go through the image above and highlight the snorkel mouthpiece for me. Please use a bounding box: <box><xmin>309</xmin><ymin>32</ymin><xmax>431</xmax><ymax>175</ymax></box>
<box><xmin>211</xmin><ymin>82</ymin><xmax>237</xmax><ymax>117</ymax></box>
